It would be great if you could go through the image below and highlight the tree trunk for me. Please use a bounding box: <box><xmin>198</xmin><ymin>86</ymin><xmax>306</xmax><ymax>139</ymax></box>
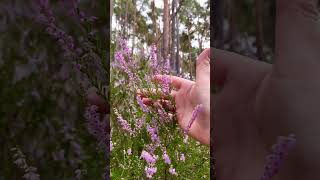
<box><xmin>163</xmin><ymin>0</ymin><xmax>170</xmax><ymax>60</ymax></box>
<box><xmin>255</xmin><ymin>0</ymin><xmax>264</xmax><ymax>60</ymax></box>
<box><xmin>212</xmin><ymin>0</ymin><xmax>224</xmax><ymax>48</ymax></box>
<box><xmin>171</xmin><ymin>0</ymin><xmax>177</xmax><ymax>73</ymax></box>
<box><xmin>175</xmin><ymin>0</ymin><xmax>180</xmax><ymax>75</ymax></box>
<box><xmin>229</xmin><ymin>0</ymin><xmax>239</xmax><ymax>51</ymax></box>
<box><xmin>132</xmin><ymin>0</ymin><xmax>136</xmax><ymax>55</ymax></box>
<box><xmin>198</xmin><ymin>16</ymin><xmax>203</xmax><ymax>53</ymax></box>
<box><xmin>124</xmin><ymin>0</ymin><xmax>129</xmax><ymax>37</ymax></box>
<box><xmin>152</xmin><ymin>0</ymin><xmax>157</xmax><ymax>38</ymax></box>
<box><xmin>110</xmin><ymin>0</ymin><xmax>114</xmax><ymax>27</ymax></box>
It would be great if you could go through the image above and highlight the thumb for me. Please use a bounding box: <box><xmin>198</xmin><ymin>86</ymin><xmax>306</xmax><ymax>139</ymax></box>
<box><xmin>212</xmin><ymin>48</ymin><xmax>247</xmax><ymax>88</ymax></box>
<box><xmin>196</xmin><ymin>48</ymin><xmax>210</xmax><ymax>86</ymax></box>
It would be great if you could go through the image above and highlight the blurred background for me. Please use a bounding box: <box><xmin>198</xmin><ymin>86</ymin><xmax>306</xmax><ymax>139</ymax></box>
<box><xmin>213</xmin><ymin>0</ymin><xmax>275</xmax><ymax>62</ymax></box>
<box><xmin>0</xmin><ymin>0</ymin><xmax>109</xmax><ymax>179</ymax></box>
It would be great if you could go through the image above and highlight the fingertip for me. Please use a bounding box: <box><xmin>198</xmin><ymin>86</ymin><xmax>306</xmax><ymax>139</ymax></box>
<box><xmin>197</xmin><ymin>48</ymin><xmax>211</xmax><ymax>65</ymax></box>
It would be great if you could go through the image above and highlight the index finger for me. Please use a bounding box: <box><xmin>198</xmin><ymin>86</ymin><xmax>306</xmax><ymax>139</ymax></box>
<box><xmin>154</xmin><ymin>75</ymin><xmax>193</xmax><ymax>90</ymax></box>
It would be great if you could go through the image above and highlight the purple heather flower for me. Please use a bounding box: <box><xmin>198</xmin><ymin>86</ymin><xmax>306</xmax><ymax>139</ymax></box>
<box><xmin>137</xmin><ymin>95</ymin><xmax>148</xmax><ymax>113</ymax></box>
<box><xmin>184</xmin><ymin>104</ymin><xmax>203</xmax><ymax>135</ymax></box>
<box><xmin>145</xmin><ymin>144</ymin><xmax>156</xmax><ymax>155</ymax></box>
<box><xmin>11</xmin><ymin>148</ymin><xmax>40</xmax><ymax>180</ymax></box>
<box><xmin>74</xmin><ymin>63</ymin><xmax>81</xmax><ymax>71</ymax></box>
<box><xmin>163</xmin><ymin>151</ymin><xmax>171</xmax><ymax>164</ymax></box>
<box><xmin>150</xmin><ymin>44</ymin><xmax>158</xmax><ymax>74</ymax></box>
<box><xmin>114</xmin><ymin>51</ymin><xmax>135</xmax><ymax>82</ymax></box>
<box><xmin>75</xmin><ymin>169</ymin><xmax>83</xmax><ymax>180</ymax></box>
<box><xmin>260</xmin><ymin>134</ymin><xmax>296</xmax><ymax>180</ymax></box>
<box><xmin>163</xmin><ymin>57</ymin><xmax>170</xmax><ymax>74</ymax></box>
<box><xmin>114</xmin><ymin>109</ymin><xmax>133</xmax><ymax>135</ymax></box>
<box><xmin>23</xmin><ymin>167</ymin><xmax>40</xmax><ymax>180</ymax></box>
<box><xmin>38</xmin><ymin>2</ymin><xmax>77</xmax><ymax>60</ymax></box>
<box><xmin>135</xmin><ymin>116</ymin><xmax>145</xmax><ymax>131</ymax></box>
<box><xmin>119</xmin><ymin>39</ymin><xmax>131</xmax><ymax>56</ymax></box>
<box><xmin>145</xmin><ymin>166</ymin><xmax>157</xmax><ymax>179</ymax></box>
<box><xmin>141</xmin><ymin>150</ymin><xmax>156</xmax><ymax>165</ymax></box>
<box><xmin>147</xmin><ymin>124</ymin><xmax>160</xmax><ymax>145</ymax></box>
<box><xmin>114</xmin><ymin>51</ymin><xmax>125</xmax><ymax>68</ymax></box>
<box><xmin>160</xmin><ymin>75</ymin><xmax>171</xmax><ymax>94</ymax></box>
<box><xmin>84</xmin><ymin>105</ymin><xmax>107</xmax><ymax>147</ymax></box>
<box><xmin>180</xmin><ymin>153</ymin><xmax>185</xmax><ymax>162</ymax></box>
<box><xmin>169</xmin><ymin>167</ymin><xmax>177</xmax><ymax>175</ymax></box>
<box><xmin>157</xmin><ymin>108</ymin><xmax>166</xmax><ymax>123</ymax></box>
<box><xmin>127</xmin><ymin>148</ymin><xmax>132</xmax><ymax>155</ymax></box>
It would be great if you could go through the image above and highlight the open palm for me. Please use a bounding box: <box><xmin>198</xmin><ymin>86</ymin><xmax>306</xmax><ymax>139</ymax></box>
<box><xmin>165</xmin><ymin>48</ymin><xmax>210</xmax><ymax>145</ymax></box>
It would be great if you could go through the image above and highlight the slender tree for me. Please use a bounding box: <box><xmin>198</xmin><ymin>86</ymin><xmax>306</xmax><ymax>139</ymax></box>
<box><xmin>213</xmin><ymin>0</ymin><xmax>224</xmax><ymax>48</ymax></box>
<box><xmin>163</xmin><ymin>0</ymin><xmax>170</xmax><ymax>60</ymax></box>
<box><xmin>152</xmin><ymin>0</ymin><xmax>157</xmax><ymax>37</ymax></box>
<box><xmin>124</xmin><ymin>0</ymin><xmax>129</xmax><ymax>37</ymax></box>
<box><xmin>171</xmin><ymin>0</ymin><xmax>177</xmax><ymax>73</ymax></box>
<box><xmin>175</xmin><ymin>0</ymin><xmax>180</xmax><ymax>74</ymax></box>
<box><xmin>255</xmin><ymin>0</ymin><xmax>264</xmax><ymax>60</ymax></box>
<box><xmin>132</xmin><ymin>0</ymin><xmax>137</xmax><ymax>54</ymax></box>
<box><xmin>111</xmin><ymin>0</ymin><xmax>114</xmax><ymax>27</ymax></box>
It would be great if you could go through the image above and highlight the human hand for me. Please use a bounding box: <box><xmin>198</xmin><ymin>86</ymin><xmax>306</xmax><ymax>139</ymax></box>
<box><xmin>139</xmin><ymin>49</ymin><xmax>210</xmax><ymax>145</ymax></box>
<box><xmin>213</xmin><ymin>0</ymin><xmax>320</xmax><ymax>179</ymax></box>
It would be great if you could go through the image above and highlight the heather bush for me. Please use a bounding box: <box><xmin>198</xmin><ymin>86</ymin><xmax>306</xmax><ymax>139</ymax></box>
<box><xmin>0</xmin><ymin>0</ymin><xmax>109</xmax><ymax>179</ymax></box>
<box><xmin>110</xmin><ymin>39</ymin><xmax>210</xmax><ymax>179</ymax></box>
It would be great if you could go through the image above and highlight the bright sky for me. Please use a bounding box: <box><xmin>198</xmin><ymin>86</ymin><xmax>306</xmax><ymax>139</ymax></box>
<box><xmin>155</xmin><ymin>0</ymin><xmax>208</xmax><ymax>8</ymax></box>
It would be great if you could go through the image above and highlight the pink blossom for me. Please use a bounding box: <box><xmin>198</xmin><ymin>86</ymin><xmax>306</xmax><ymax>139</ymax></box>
<box><xmin>260</xmin><ymin>134</ymin><xmax>296</xmax><ymax>180</ymax></box>
<box><xmin>114</xmin><ymin>109</ymin><xmax>133</xmax><ymax>135</ymax></box>
<box><xmin>141</xmin><ymin>150</ymin><xmax>156</xmax><ymax>165</ymax></box>
<box><xmin>145</xmin><ymin>166</ymin><xmax>157</xmax><ymax>178</ymax></box>
<box><xmin>184</xmin><ymin>104</ymin><xmax>203</xmax><ymax>135</ymax></box>
<box><xmin>137</xmin><ymin>95</ymin><xmax>149</xmax><ymax>113</ymax></box>
<box><xmin>180</xmin><ymin>153</ymin><xmax>185</xmax><ymax>162</ymax></box>
<box><xmin>163</xmin><ymin>151</ymin><xmax>171</xmax><ymax>164</ymax></box>
<box><xmin>169</xmin><ymin>167</ymin><xmax>177</xmax><ymax>175</ymax></box>
<box><xmin>127</xmin><ymin>148</ymin><xmax>132</xmax><ymax>155</ymax></box>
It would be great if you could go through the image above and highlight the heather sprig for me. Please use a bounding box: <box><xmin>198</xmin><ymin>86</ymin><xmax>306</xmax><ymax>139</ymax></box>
<box><xmin>184</xmin><ymin>104</ymin><xmax>204</xmax><ymax>141</ymax></box>
<box><xmin>37</xmin><ymin>0</ymin><xmax>108</xmax><ymax>94</ymax></box>
<box><xmin>84</xmin><ymin>105</ymin><xmax>108</xmax><ymax>148</ymax></box>
<box><xmin>37</xmin><ymin>1</ymin><xmax>109</xmax><ymax>179</ymax></box>
<box><xmin>261</xmin><ymin>134</ymin><xmax>296</xmax><ymax>180</ymax></box>
<box><xmin>11</xmin><ymin>147</ymin><xmax>40</xmax><ymax>180</ymax></box>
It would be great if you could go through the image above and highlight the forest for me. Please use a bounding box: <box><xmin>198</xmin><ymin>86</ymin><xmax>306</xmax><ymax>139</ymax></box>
<box><xmin>213</xmin><ymin>0</ymin><xmax>275</xmax><ymax>62</ymax></box>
